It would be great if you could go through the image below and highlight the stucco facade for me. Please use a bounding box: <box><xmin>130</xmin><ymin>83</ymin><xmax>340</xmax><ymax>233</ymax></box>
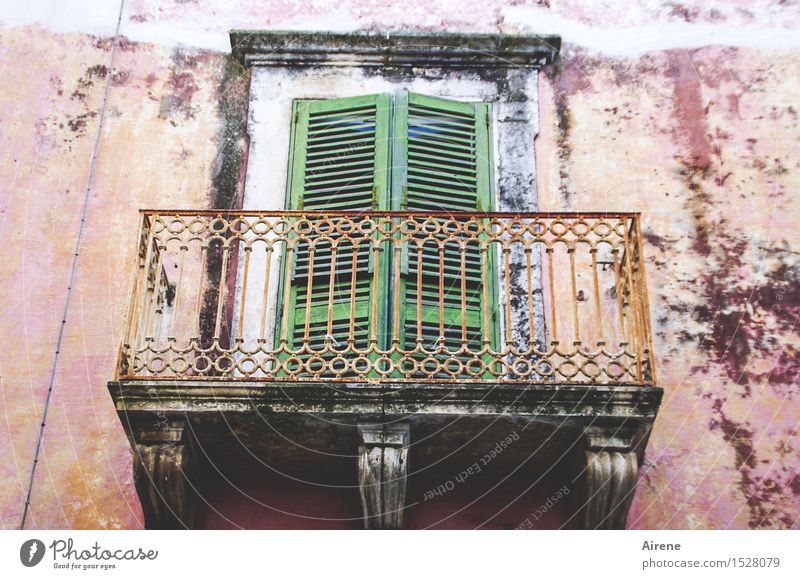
<box><xmin>0</xmin><ymin>0</ymin><xmax>798</xmax><ymax>529</ymax></box>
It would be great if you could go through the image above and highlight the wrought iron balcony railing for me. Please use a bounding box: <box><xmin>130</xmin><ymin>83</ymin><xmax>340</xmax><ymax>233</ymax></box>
<box><xmin>117</xmin><ymin>211</ymin><xmax>655</xmax><ymax>385</ymax></box>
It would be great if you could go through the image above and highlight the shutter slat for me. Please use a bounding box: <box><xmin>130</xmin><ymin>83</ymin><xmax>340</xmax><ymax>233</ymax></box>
<box><xmin>407</xmin><ymin>133</ymin><xmax>474</xmax><ymax>148</ymax></box>
<box><xmin>306</xmin><ymin>171</ymin><xmax>373</xmax><ymax>191</ymax></box>
<box><xmin>303</xmin><ymin>181</ymin><xmax>374</xmax><ymax>195</ymax></box>
<box><xmin>408</xmin><ymin>110</ymin><xmax>474</xmax><ymax>127</ymax></box>
<box><xmin>305</xmin><ymin>136</ymin><xmax>374</xmax><ymax>151</ymax></box>
<box><xmin>305</xmin><ymin>164</ymin><xmax>374</xmax><ymax>181</ymax></box>
<box><xmin>408</xmin><ymin>143</ymin><xmax>477</xmax><ymax>163</ymax></box>
<box><xmin>307</xmin><ymin>127</ymin><xmax>375</xmax><ymax>144</ymax></box>
<box><xmin>306</xmin><ymin>121</ymin><xmax>376</xmax><ymax>137</ymax></box>
<box><xmin>407</xmin><ymin>195</ymin><xmax>475</xmax><ymax>212</ymax></box>
<box><xmin>406</xmin><ymin>135</ymin><xmax>473</xmax><ymax>155</ymax></box>
<box><xmin>306</xmin><ymin>148</ymin><xmax>375</xmax><ymax>162</ymax></box>
<box><xmin>408</xmin><ymin>162</ymin><xmax>478</xmax><ymax>179</ymax></box>
<box><xmin>308</xmin><ymin>102</ymin><xmax>376</xmax><ymax>117</ymax></box>
<box><xmin>408</xmin><ymin>119</ymin><xmax>476</xmax><ymax>139</ymax></box>
<box><xmin>408</xmin><ymin>180</ymin><xmax>477</xmax><ymax>196</ymax></box>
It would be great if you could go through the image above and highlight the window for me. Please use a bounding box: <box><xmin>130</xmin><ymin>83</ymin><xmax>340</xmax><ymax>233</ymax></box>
<box><xmin>278</xmin><ymin>91</ymin><xmax>500</xmax><ymax>375</ymax></box>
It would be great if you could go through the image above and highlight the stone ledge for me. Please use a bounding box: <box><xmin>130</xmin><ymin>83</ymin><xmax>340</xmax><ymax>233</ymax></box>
<box><xmin>109</xmin><ymin>380</ymin><xmax>662</xmax><ymax>420</ymax></box>
<box><xmin>230</xmin><ymin>30</ymin><xmax>561</xmax><ymax>68</ymax></box>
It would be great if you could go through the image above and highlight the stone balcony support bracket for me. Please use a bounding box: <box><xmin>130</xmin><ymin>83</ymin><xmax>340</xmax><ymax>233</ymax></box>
<box><xmin>132</xmin><ymin>421</ymin><xmax>196</xmax><ymax>530</ymax></box>
<box><xmin>582</xmin><ymin>426</ymin><xmax>640</xmax><ymax>530</ymax></box>
<box><xmin>357</xmin><ymin>423</ymin><xmax>410</xmax><ymax>530</ymax></box>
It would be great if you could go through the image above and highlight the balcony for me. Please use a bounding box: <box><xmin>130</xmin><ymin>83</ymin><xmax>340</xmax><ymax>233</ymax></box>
<box><xmin>109</xmin><ymin>210</ymin><xmax>662</xmax><ymax>529</ymax></box>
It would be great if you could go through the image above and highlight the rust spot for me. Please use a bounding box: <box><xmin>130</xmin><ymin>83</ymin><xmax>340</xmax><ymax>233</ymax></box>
<box><xmin>77</xmin><ymin>64</ymin><xmax>108</xmax><ymax>90</ymax></box>
<box><xmin>711</xmin><ymin>399</ymin><xmax>756</xmax><ymax>468</ymax></box>
<box><xmin>726</xmin><ymin>93</ymin><xmax>741</xmax><ymax>116</ymax></box>
<box><xmin>111</xmin><ymin>70</ymin><xmax>131</xmax><ymax>87</ymax></box>
<box><xmin>789</xmin><ymin>475</ymin><xmax>800</xmax><ymax>496</ymax></box>
<box><xmin>692</xmin><ymin>234</ymin><xmax>752</xmax><ymax>390</ymax></box>
<box><xmin>710</xmin><ymin>306</ymin><xmax>752</xmax><ymax>389</ymax></box>
<box><xmin>708</xmin><ymin>399</ymin><xmax>792</xmax><ymax>528</ymax></box>
<box><xmin>117</xmin><ymin>37</ymin><xmax>135</xmax><ymax>52</ymax></box>
<box><xmin>686</xmin><ymin>179</ymin><xmax>712</xmax><ymax>256</ymax></box>
<box><xmin>158</xmin><ymin>49</ymin><xmax>212</xmax><ymax>121</ymax></box>
<box><xmin>767</xmin><ymin>347</ymin><xmax>800</xmax><ymax>387</ymax></box>
<box><xmin>669</xmin><ymin>3</ymin><xmax>700</xmax><ymax>23</ymax></box>
<box><xmin>543</xmin><ymin>58</ymin><xmax>575</xmax><ymax>209</ymax></box>
<box><xmin>714</xmin><ymin>171</ymin><xmax>732</xmax><ymax>187</ymax></box>
<box><xmin>691</xmin><ymin>231</ymin><xmax>800</xmax><ymax>396</ymax></box>
<box><xmin>642</xmin><ymin>231</ymin><xmax>663</xmax><ymax>246</ymax></box>
<box><xmin>93</xmin><ymin>35</ymin><xmax>136</xmax><ymax>52</ymax></box>
<box><xmin>66</xmin><ymin>111</ymin><xmax>98</xmax><ymax>135</ymax></box>
<box><xmin>556</xmin><ymin>51</ymin><xmax>594</xmax><ymax>96</ymax></box>
<box><xmin>669</xmin><ymin>52</ymin><xmax>713</xmax><ymax>173</ymax></box>
<box><xmin>668</xmin><ymin>50</ymin><xmax>717</xmax><ymax>256</ymax></box>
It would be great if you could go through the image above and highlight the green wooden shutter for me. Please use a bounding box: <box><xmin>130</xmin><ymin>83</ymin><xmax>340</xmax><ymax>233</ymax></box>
<box><xmin>393</xmin><ymin>92</ymin><xmax>498</xmax><ymax>375</ymax></box>
<box><xmin>281</xmin><ymin>94</ymin><xmax>391</xmax><ymax>375</ymax></box>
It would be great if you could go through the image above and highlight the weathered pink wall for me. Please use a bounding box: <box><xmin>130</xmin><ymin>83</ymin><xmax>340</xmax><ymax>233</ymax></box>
<box><xmin>0</xmin><ymin>0</ymin><xmax>798</xmax><ymax>529</ymax></box>
<box><xmin>0</xmin><ymin>19</ymin><xmax>247</xmax><ymax>529</ymax></box>
<box><xmin>536</xmin><ymin>44</ymin><xmax>800</xmax><ymax>529</ymax></box>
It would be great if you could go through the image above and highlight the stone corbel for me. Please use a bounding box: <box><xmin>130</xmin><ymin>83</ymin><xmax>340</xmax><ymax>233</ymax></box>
<box><xmin>582</xmin><ymin>426</ymin><xmax>639</xmax><ymax>530</ymax></box>
<box><xmin>357</xmin><ymin>423</ymin><xmax>410</xmax><ymax>530</ymax></box>
<box><xmin>132</xmin><ymin>421</ymin><xmax>196</xmax><ymax>529</ymax></box>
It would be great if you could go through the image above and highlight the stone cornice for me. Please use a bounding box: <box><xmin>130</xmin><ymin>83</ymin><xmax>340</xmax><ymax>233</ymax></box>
<box><xmin>230</xmin><ymin>30</ymin><xmax>561</xmax><ymax>69</ymax></box>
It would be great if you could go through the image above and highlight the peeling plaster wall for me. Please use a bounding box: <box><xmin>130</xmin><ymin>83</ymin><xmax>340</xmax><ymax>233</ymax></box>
<box><xmin>0</xmin><ymin>15</ymin><xmax>250</xmax><ymax>529</ymax></box>
<box><xmin>0</xmin><ymin>0</ymin><xmax>798</xmax><ymax>529</ymax></box>
<box><xmin>536</xmin><ymin>44</ymin><xmax>800</xmax><ymax>530</ymax></box>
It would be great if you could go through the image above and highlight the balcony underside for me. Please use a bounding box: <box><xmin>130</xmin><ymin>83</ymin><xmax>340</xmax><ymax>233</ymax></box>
<box><xmin>110</xmin><ymin>380</ymin><xmax>663</xmax><ymax>464</ymax></box>
<box><xmin>109</xmin><ymin>380</ymin><xmax>661</xmax><ymax>529</ymax></box>
<box><xmin>110</xmin><ymin>380</ymin><xmax>661</xmax><ymax>529</ymax></box>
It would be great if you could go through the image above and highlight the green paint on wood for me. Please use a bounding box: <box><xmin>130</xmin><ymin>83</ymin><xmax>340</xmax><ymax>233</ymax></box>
<box><xmin>281</xmin><ymin>92</ymin><xmax>499</xmax><ymax>377</ymax></box>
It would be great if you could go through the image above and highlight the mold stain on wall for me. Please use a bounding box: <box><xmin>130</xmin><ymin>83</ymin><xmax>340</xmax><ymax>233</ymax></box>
<box><xmin>539</xmin><ymin>40</ymin><xmax>799</xmax><ymax>529</ymax></box>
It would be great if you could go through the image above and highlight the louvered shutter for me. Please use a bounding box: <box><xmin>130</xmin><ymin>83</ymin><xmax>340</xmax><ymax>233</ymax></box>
<box><xmin>393</xmin><ymin>92</ymin><xmax>498</xmax><ymax>375</ymax></box>
<box><xmin>281</xmin><ymin>94</ymin><xmax>391</xmax><ymax>375</ymax></box>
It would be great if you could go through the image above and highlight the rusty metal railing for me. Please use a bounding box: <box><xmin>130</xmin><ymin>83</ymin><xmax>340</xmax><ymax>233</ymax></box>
<box><xmin>116</xmin><ymin>211</ymin><xmax>655</xmax><ymax>385</ymax></box>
